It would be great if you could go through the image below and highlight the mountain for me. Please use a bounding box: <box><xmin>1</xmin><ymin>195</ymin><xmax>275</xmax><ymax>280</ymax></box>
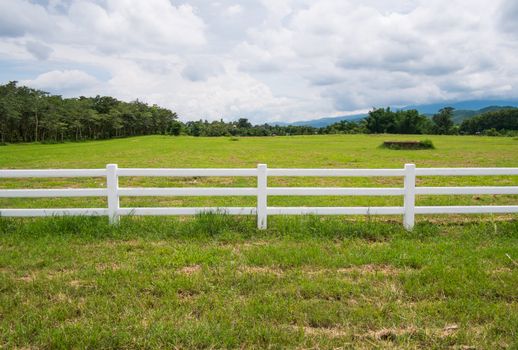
<box><xmin>421</xmin><ymin>106</ymin><xmax>518</xmax><ymax>124</ymax></box>
<box><xmin>276</xmin><ymin>99</ymin><xmax>518</xmax><ymax>127</ymax></box>
<box><xmin>401</xmin><ymin>99</ymin><xmax>518</xmax><ymax>114</ymax></box>
<box><xmin>289</xmin><ymin>114</ymin><xmax>367</xmax><ymax>128</ymax></box>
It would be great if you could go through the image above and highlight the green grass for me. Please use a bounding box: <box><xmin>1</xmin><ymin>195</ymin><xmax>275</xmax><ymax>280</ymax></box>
<box><xmin>1</xmin><ymin>134</ymin><xmax>517</xmax><ymax>211</ymax></box>
<box><xmin>0</xmin><ymin>216</ymin><xmax>517</xmax><ymax>348</ymax></box>
<box><xmin>1</xmin><ymin>134</ymin><xmax>517</xmax><ymax>348</ymax></box>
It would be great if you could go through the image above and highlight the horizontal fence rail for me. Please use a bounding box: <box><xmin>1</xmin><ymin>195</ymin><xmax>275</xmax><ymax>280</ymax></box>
<box><xmin>1</xmin><ymin>164</ymin><xmax>517</xmax><ymax>230</ymax></box>
<box><xmin>117</xmin><ymin>168</ymin><xmax>258</xmax><ymax>177</ymax></box>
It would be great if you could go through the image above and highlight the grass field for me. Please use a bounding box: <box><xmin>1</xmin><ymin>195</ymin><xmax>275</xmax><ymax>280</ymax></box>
<box><xmin>1</xmin><ymin>217</ymin><xmax>517</xmax><ymax>348</ymax></box>
<box><xmin>1</xmin><ymin>134</ymin><xmax>517</xmax><ymax>348</ymax></box>
<box><xmin>1</xmin><ymin>134</ymin><xmax>518</xmax><ymax>210</ymax></box>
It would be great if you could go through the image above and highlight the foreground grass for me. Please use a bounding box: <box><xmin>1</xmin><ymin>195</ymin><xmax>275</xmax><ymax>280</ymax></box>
<box><xmin>1</xmin><ymin>215</ymin><xmax>517</xmax><ymax>349</ymax></box>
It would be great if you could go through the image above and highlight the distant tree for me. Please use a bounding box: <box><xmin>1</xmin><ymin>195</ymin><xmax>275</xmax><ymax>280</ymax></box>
<box><xmin>0</xmin><ymin>81</ymin><xmax>21</xmax><ymax>143</ymax></box>
<box><xmin>169</xmin><ymin>120</ymin><xmax>183</xmax><ymax>135</ymax></box>
<box><xmin>0</xmin><ymin>82</ymin><xmax>181</xmax><ymax>143</ymax></box>
<box><xmin>364</xmin><ymin>107</ymin><xmax>399</xmax><ymax>133</ymax></box>
<box><xmin>460</xmin><ymin>108</ymin><xmax>518</xmax><ymax>134</ymax></box>
<box><xmin>236</xmin><ymin>118</ymin><xmax>252</xmax><ymax>129</ymax></box>
<box><xmin>323</xmin><ymin>120</ymin><xmax>365</xmax><ymax>134</ymax></box>
<box><xmin>432</xmin><ymin>107</ymin><xmax>454</xmax><ymax>134</ymax></box>
<box><xmin>364</xmin><ymin>108</ymin><xmax>431</xmax><ymax>134</ymax></box>
<box><xmin>93</xmin><ymin>95</ymin><xmax>118</xmax><ymax>114</ymax></box>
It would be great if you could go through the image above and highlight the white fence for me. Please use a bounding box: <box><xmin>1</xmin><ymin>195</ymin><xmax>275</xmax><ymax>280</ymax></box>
<box><xmin>1</xmin><ymin>164</ymin><xmax>518</xmax><ymax>230</ymax></box>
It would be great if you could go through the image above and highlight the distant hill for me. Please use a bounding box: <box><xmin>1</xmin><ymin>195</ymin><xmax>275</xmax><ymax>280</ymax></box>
<box><xmin>422</xmin><ymin>106</ymin><xmax>518</xmax><ymax>124</ymax></box>
<box><xmin>289</xmin><ymin>114</ymin><xmax>366</xmax><ymax>128</ymax></box>
<box><xmin>402</xmin><ymin>99</ymin><xmax>518</xmax><ymax>114</ymax></box>
<box><xmin>277</xmin><ymin>99</ymin><xmax>518</xmax><ymax>127</ymax></box>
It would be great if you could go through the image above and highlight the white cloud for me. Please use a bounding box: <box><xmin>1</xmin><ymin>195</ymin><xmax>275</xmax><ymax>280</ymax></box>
<box><xmin>225</xmin><ymin>4</ymin><xmax>243</xmax><ymax>16</ymax></box>
<box><xmin>0</xmin><ymin>0</ymin><xmax>53</xmax><ymax>37</ymax></box>
<box><xmin>1</xmin><ymin>0</ymin><xmax>517</xmax><ymax>123</ymax></box>
<box><xmin>21</xmin><ymin>70</ymin><xmax>99</xmax><ymax>95</ymax></box>
<box><xmin>62</xmin><ymin>0</ymin><xmax>206</xmax><ymax>52</ymax></box>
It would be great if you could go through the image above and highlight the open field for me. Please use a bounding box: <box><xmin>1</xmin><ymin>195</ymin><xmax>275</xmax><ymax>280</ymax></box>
<box><xmin>1</xmin><ymin>134</ymin><xmax>517</xmax><ymax>348</ymax></box>
<box><xmin>1</xmin><ymin>134</ymin><xmax>518</xmax><ymax>210</ymax></box>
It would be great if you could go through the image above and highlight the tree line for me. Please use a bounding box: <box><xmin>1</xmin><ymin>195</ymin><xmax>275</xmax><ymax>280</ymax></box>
<box><xmin>359</xmin><ymin>106</ymin><xmax>517</xmax><ymax>136</ymax></box>
<box><xmin>459</xmin><ymin>109</ymin><xmax>518</xmax><ymax>135</ymax></box>
<box><xmin>0</xmin><ymin>81</ymin><xmax>181</xmax><ymax>143</ymax></box>
<box><xmin>1</xmin><ymin>81</ymin><xmax>517</xmax><ymax>143</ymax></box>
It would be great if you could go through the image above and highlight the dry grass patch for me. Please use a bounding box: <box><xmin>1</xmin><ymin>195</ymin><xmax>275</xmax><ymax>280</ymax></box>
<box><xmin>177</xmin><ymin>290</ymin><xmax>201</xmax><ymax>302</ymax></box>
<box><xmin>45</xmin><ymin>268</ymin><xmax>77</xmax><ymax>279</ymax></box>
<box><xmin>89</xmin><ymin>239</ymin><xmax>143</xmax><ymax>248</ymax></box>
<box><xmin>16</xmin><ymin>274</ymin><xmax>35</xmax><ymax>282</ymax></box>
<box><xmin>240</xmin><ymin>265</ymin><xmax>284</xmax><ymax>276</ymax></box>
<box><xmin>365</xmin><ymin>326</ymin><xmax>419</xmax><ymax>341</ymax></box>
<box><xmin>337</xmin><ymin>264</ymin><xmax>409</xmax><ymax>275</ymax></box>
<box><xmin>289</xmin><ymin>325</ymin><xmax>349</xmax><ymax>338</ymax></box>
<box><xmin>177</xmin><ymin>264</ymin><xmax>202</xmax><ymax>275</ymax></box>
<box><xmin>69</xmin><ymin>279</ymin><xmax>87</xmax><ymax>288</ymax></box>
<box><xmin>301</xmin><ymin>264</ymin><xmax>413</xmax><ymax>276</ymax></box>
<box><xmin>287</xmin><ymin>324</ymin><xmax>461</xmax><ymax>341</ymax></box>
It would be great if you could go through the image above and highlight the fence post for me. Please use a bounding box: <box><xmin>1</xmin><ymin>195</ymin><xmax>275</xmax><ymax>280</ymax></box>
<box><xmin>403</xmin><ymin>163</ymin><xmax>416</xmax><ymax>230</ymax></box>
<box><xmin>257</xmin><ymin>163</ymin><xmax>267</xmax><ymax>230</ymax></box>
<box><xmin>106</xmin><ymin>164</ymin><xmax>120</xmax><ymax>225</ymax></box>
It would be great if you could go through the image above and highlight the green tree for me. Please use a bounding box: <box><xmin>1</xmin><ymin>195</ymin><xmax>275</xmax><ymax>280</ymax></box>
<box><xmin>365</xmin><ymin>108</ymin><xmax>397</xmax><ymax>133</ymax></box>
<box><xmin>432</xmin><ymin>107</ymin><xmax>454</xmax><ymax>134</ymax></box>
<box><xmin>0</xmin><ymin>81</ymin><xmax>21</xmax><ymax>143</ymax></box>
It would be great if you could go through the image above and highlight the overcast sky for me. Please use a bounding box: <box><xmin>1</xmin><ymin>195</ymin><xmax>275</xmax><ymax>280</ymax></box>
<box><xmin>1</xmin><ymin>0</ymin><xmax>517</xmax><ymax>123</ymax></box>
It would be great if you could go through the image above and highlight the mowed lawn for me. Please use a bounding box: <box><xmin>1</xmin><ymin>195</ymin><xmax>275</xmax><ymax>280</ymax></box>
<box><xmin>1</xmin><ymin>134</ymin><xmax>518</xmax><ymax>348</ymax></box>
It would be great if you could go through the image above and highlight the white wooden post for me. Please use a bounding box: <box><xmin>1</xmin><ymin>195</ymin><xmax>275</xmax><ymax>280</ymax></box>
<box><xmin>106</xmin><ymin>164</ymin><xmax>120</xmax><ymax>225</ymax></box>
<box><xmin>403</xmin><ymin>163</ymin><xmax>416</xmax><ymax>230</ymax></box>
<box><xmin>257</xmin><ymin>163</ymin><xmax>267</xmax><ymax>229</ymax></box>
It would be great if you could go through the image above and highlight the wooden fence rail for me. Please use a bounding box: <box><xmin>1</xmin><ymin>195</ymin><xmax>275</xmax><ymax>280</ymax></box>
<box><xmin>1</xmin><ymin>164</ymin><xmax>518</xmax><ymax>230</ymax></box>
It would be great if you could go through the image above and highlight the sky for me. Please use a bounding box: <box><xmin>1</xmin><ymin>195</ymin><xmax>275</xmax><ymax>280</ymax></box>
<box><xmin>0</xmin><ymin>0</ymin><xmax>517</xmax><ymax>123</ymax></box>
